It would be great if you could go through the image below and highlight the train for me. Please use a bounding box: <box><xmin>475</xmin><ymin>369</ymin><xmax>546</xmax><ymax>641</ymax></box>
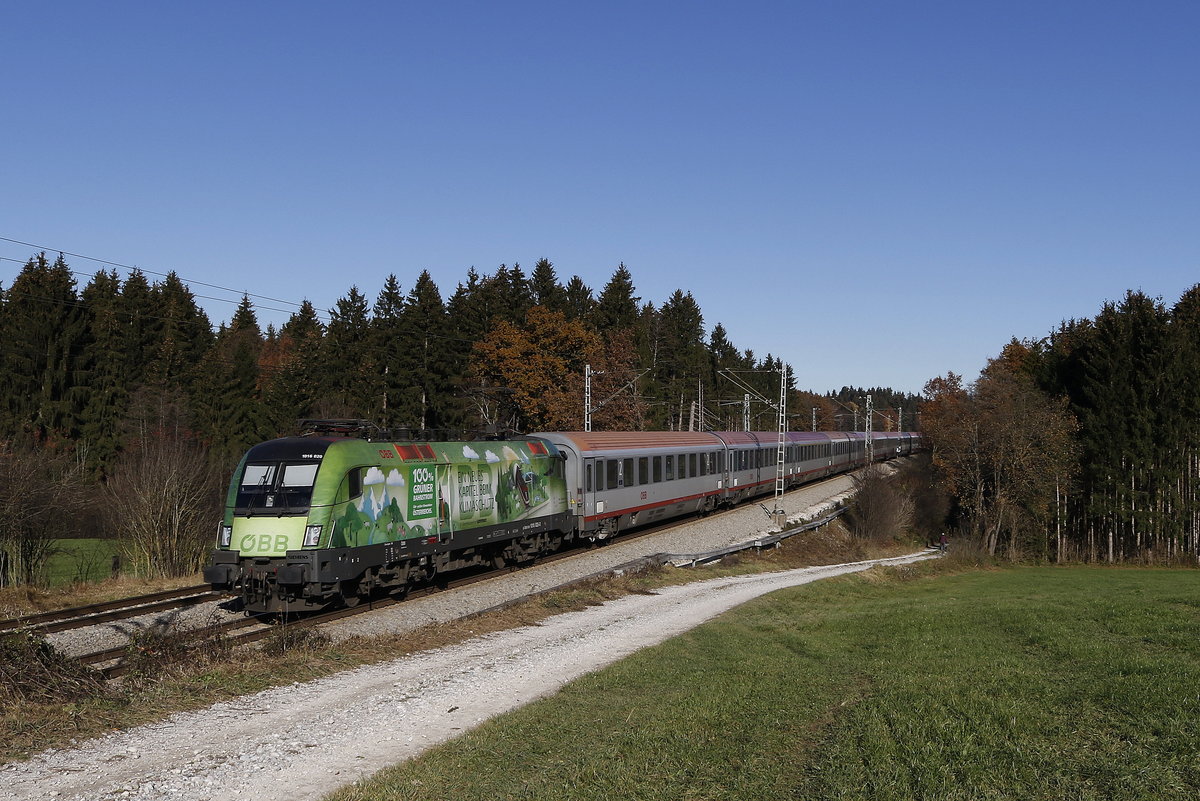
<box><xmin>203</xmin><ymin>423</ymin><xmax>920</xmax><ymax>613</ymax></box>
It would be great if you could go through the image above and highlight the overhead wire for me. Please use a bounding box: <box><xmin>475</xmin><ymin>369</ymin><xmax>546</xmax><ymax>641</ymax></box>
<box><xmin>0</xmin><ymin>236</ymin><xmax>314</xmax><ymax>315</ymax></box>
<box><xmin>0</xmin><ymin>245</ymin><xmax>484</xmax><ymax>346</ymax></box>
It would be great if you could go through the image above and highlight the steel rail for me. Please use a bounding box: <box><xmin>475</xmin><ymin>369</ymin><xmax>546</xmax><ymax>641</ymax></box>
<box><xmin>0</xmin><ymin>585</ymin><xmax>220</xmax><ymax>634</ymax></box>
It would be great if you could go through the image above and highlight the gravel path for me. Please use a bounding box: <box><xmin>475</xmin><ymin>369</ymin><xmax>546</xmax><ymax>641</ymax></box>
<box><xmin>6</xmin><ymin>469</ymin><xmax>923</xmax><ymax>801</ymax></box>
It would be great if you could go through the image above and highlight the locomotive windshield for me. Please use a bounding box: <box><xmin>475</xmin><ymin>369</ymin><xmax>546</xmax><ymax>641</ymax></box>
<box><xmin>235</xmin><ymin>461</ymin><xmax>319</xmax><ymax>513</ymax></box>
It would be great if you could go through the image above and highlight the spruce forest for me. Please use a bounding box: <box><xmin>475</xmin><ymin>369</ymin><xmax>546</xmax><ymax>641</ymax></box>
<box><xmin>921</xmin><ymin>287</ymin><xmax>1200</xmax><ymax>565</ymax></box>
<box><xmin>0</xmin><ymin>251</ymin><xmax>1194</xmax><ymax>585</ymax></box>
<box><xmin>0</xmin><ymin>253</ymin><xmax>912</xmax><ymax>585</ymax></box>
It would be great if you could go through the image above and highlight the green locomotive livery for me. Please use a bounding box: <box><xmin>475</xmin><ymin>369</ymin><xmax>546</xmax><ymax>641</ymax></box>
<box><xmin>204</xmin><ymin>433</ymin><xmax>571</xmax><ymax>612</ymax></box>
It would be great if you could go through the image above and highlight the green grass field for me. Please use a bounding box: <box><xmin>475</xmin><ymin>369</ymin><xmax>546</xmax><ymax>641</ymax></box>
<box><xmin>329</xmin><ymin>566</ymin><xmax>1200</xmax><ymax>801</ymax></box>
<box><xmin>43</xmin><ymin>538</ymin><xmax>121</xmax><ymax>586</ymax></box>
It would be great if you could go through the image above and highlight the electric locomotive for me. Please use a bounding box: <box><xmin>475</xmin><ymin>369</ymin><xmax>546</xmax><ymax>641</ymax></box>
<box><xmin>203</xmin><ymin>429</ymin><xmax>571</xmax><ymax>612</ymax></box>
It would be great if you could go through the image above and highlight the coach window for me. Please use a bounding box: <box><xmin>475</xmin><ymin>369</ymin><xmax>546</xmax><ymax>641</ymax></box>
<box><xmin>688</xmin><ymin>453</ymin><xmax>697</xmax><ymax>478</ymax></box>
<box><xmin>699</xmin><ymin>453</ymin><xmax>707</xmax><ymax>476</ymax></box>
<box><xmin>638</xmin><ymin>457</ymin><xmax>648</xmax><ymax>485</ymax></box>
<box><xmin>653</xmin><ymin>455</ymin><xmax>662</xmax><ymax>482</ymax></box>
<box><xmin>665</xmin><ymin>455</ymin><xmax>674</xmax><ymax>481</ymax></box>
<box><xmin>622</xmin><ymin>458</ymin><xmax>633</xmax><ymax>488</ymax></box>
<box><xmin>607</xmin><ymin>459</ymin><xmax>620</xmax><ymax>490</ymax></box>
<box><xmin>677</xmin><ymin>454</ymin><xmax>686</xmax><ymax>479</ymax></box>
<box><xmin>586</xmin><ymin>462</ymin><xmax>593</xmax><ymax>492</ymax></box>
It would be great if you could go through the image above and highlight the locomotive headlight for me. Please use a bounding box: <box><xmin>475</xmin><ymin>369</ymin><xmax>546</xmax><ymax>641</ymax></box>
<box><xmin>303</xmin><ymin>525</ymin><xmax>322</xmax><ymax>547</ymax></box>
<box><xmin>219</xmin><ymin>525</ymin><xmax>232</xmax><ymax>547</ymax></box>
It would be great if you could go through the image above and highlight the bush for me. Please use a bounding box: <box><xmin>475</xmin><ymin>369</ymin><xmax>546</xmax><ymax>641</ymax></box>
<box><xmin>846</xmin><ymin>466</ymin><xmax>913</xmax><ymax>543</ymax></box>
<box><xmin>0</xmin><ymin>631</ymin><xmax>104</xmax><ymax>707</ymax></box>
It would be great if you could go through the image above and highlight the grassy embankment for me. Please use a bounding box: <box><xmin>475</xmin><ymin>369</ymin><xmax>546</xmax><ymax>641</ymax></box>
<box><xmin>328</xmin><ymin>565</ymin><xmax>1200</xmax><ymax>801</ymax></box>
<box><xmin>0</xmin><ymin>521</ymin><xmax>897</xmax><ymax>762</ymax></box>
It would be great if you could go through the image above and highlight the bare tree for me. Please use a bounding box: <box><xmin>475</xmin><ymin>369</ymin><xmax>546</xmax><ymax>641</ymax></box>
<box><xmin>105</xmin><ymin>437</ymin><xmax>224</xmax><ymax>578</ymax></box>
<box><xmin>0</xmin><ymin>446</ymin><xmax>90</xmax><ymax>586</ymax></box>
<box><xmin>846</xmin><ymin>465</ymin><xmax>914</xmax><ymax>544</ymax></box>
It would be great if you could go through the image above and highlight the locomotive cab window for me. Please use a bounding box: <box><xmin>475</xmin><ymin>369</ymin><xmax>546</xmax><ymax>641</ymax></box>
<box><xmin>235</xmin><ymin>462</ymin><xmax>320</xmax><ymax>513</ymax></box>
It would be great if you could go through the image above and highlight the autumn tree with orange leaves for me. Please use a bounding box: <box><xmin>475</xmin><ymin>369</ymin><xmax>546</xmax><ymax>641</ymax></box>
<box><xmin>469</xmin><ymin>306</ymin><xmax>648</xmax><ymax>433</ymax></box>
<box><xmin>922</xmin><ymin>345</ymin><xmax>1077</xmax><ymax>559</ymax></box>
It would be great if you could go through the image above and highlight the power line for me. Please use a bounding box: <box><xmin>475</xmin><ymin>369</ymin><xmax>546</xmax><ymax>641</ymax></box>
<box><xmin>1</xmin><ymin>246</ymin><xmax>481</xmax><ymax>346</ymax></box>
<box><xmin>0</xmin><ymin>236</ymin><xmax>316</xmax><ymax>316</ymax></box>
<box><xmin>0</xmin><ymin>282</ymin><xmax>482</xmax><ymax>349</ymax></box>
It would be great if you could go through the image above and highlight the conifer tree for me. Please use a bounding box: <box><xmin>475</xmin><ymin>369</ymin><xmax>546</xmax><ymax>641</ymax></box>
<box><xmin>444</xmin><ymin>269</ymin><xmax>490</xmax><ymax>430</ymax></box>
<box><xmin>78</xmin><ymin>270</ymin><xmax>128</xmax><ymax>475</ymax></box>
<box><xmin>593</xmin><ymin>263</ymin><xmax>640</xmax><ymax>333</ymax></box>
<box><xmin>261</xmin><ymin>300</ymin><xmax>326</xmax><ymax>434</ymax></box>
<box><xmin>371</xmin><ymin>275</ymin><xmax>406</xmax><ymax>427</ymax></box>
<box><xmin>1</xmin><ymin>253</ymin><xmax>85</xmax><ymax>445</ymax></box>
<box><xmin>562</xmin><ymin>275</ymin><xmax>595</xmax><ymax>321</ymax></box>
<box><xmin>317</xmin><ymin>286</ymin><xmax>373</xmax><ymax>417</ymax></box>
<box><xmin>655</xmin><ymin>290</ymin><xmax>708</xmax><ymax>429</ymax></box>
<box><xmin>528</xmin><ymin>258</ymin><xmax>566</xmax><ymax>311</ymax></box>
<box><xmin>502</xmin><ymin>262</ymin><xmax>532</xmax><ymax>320</ymax></box>
<box><xmin>194</xmin><ymin>296</ymin><xmax>269</xmax><ymax>459</ymax></box>
<box><xmin>119</xmin><ymin>269</ymin><xmax>158</xmax><ymax>390</ymax></box>
<box><xmin>148</xmin><ymin>272</ymin><xmax>212</xmax><ymax>391</ymax></box>
<box><xmin>397</xmin><ymin>270</ymin><xmax>449</xmax><ymax>433</ymax></box>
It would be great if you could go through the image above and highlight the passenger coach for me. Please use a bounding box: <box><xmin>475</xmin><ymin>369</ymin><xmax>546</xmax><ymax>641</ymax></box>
<box><xmin>531</xmin><ymin>429</ymin><xmax>915</xmax><ymax>540</ymax></box>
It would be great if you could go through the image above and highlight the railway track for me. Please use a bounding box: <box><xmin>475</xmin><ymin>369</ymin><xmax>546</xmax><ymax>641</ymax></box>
<box><xmin>67</xmin><ymin>473</ymin><xmax>852</xmax><ymax>681</ymax></box>
<box><xmin>0</xmin><ymin>584</ymin><xmax>224</xmax><ymax>636</ymax></box>
<box><xmin>76</xmin><ymin>526</ymin><xmax>684</xmax><ymax>680</ymax></box>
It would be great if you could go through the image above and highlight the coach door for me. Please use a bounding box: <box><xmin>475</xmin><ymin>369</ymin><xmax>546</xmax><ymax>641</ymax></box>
<box><xmin>434</xmin><ymin>462</ymin><xmax>453</xmax><ymax>543</ymax></box>
<box><xmin>584</xmin><ymin>457</ymin><xmax>598</xmax><ymax>519</ymax></box>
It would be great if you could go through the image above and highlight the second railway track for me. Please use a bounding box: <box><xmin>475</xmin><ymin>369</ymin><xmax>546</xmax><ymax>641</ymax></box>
<box><xmin>0</xmin><ymin>584</ymin><xmax>225</xmax><ymax>635</ymax></box>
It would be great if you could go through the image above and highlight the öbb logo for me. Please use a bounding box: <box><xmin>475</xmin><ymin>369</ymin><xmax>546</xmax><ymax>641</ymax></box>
<box><xmin>240</xmin><ymin>534</ymin><xmax>290</xmax><ymax>552</ymax></box>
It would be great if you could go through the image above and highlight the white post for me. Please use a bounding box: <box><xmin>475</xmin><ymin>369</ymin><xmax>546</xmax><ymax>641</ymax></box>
<box><xmin>866</xmin><ymin>394</ymin><xmax>874</xmax><ymax>463</ymax></box>
<box><xmin>584</xmin><ymin>364</ymin><xmax>592</xmax><ymax>432</ymax></box>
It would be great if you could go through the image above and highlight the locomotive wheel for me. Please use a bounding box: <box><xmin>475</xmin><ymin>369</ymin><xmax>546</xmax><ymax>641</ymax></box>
<box><xmin>340</xmin><ymin>579</ymin><xmax>362</xmax><ymax>608</ymax></box>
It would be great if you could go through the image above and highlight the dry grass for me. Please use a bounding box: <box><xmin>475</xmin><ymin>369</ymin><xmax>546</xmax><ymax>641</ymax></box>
<box><xmin>0</xmin><ymin>573</ymin><xmax>205</xmax><ymax>620</ymax></box>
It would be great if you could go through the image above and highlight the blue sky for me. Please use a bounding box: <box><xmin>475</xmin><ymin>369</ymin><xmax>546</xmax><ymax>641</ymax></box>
<box><xmin>2</xmin><ymin>1</ymin><xmax>1196</xmax><ymax>395</ymax></box>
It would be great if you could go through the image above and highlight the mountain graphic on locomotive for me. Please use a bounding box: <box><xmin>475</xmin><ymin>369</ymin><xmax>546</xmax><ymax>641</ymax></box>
<box><xmin>204</xmin><ymin>421</ymin><xmax>919</xmax><ymax>613</ymax></box>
